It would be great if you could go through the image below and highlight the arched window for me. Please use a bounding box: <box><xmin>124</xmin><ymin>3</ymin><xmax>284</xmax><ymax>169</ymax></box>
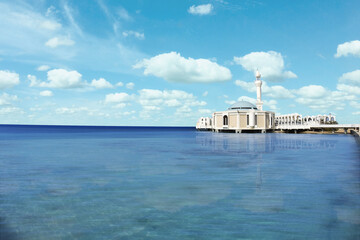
<box><xmin>223</xmin><ymin>115</ymin><xmax>228</xmax><ymax>126</ymax></box>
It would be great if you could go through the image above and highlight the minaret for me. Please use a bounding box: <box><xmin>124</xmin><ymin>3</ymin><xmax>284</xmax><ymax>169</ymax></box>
<box><xmin>255</xmin><ymin>70</ymin><xmax>263</xmax><ymax>111</ymax></box>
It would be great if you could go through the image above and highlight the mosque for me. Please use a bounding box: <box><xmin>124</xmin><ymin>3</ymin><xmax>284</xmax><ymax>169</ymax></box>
<box><xmin>196</xmin><ymin>71</ymin><xmax>338</xmax><ymax>133</ymax></box>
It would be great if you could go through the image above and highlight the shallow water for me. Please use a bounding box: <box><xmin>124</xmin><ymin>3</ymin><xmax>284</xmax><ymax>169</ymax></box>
<box><xmin>0</xmin><ymin>125</ymin><xmax>359</xmax><ymax>239</ymax></box>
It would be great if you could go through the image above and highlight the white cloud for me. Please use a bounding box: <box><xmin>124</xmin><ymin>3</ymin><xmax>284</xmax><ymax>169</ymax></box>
<box><xmin>336</xmin><ymin>69</ymin><xmax>360</xmax><ymax>95</ymax></box>
<box><xmin>236</xmin><ymin>96</ymin><xmax>257</xmax><ymax>104</ymax></box>
<box><xmin>0</xmin><ymin>1</ymin><xmax>147</xmax><ymax>76</ymax></box>
<box><xmin>234</xmin><ymin>51</ymin><xmax>297</xmax><ymax>82</ymax></box>
<box><xmin>0</xmin><ymin>107</ymin><xmax>23</xmax><ymax>115</ymax></box>
<box><xmin>352</xmin><ymin>111</ymin><xmax>360</xmax><ymax>115</ymax></box>
<box><xmin>291</xmin><ymin>71</ymin><xmax>360</xmax><ymax>112</ymax></box>
<box><xmin>0</xmin><ymin>93</ymin><xmax>18</xmax><ymax>106</ymax></box>
<box><xmin>188</xmin><ymin>4</ymin><xmax>213</xmax><ymax>15</ymax></box>
<box><xmin>45</xmin><ymin>36</ymin><xmax>75</xmax><ymax>48</ymax></box>
<box><xmin>116</xmin><ymin>82</ymin><xmax>124</xmax><ymax>87</ymax></box>
<box><xmin>143</xmin><ymin>105</ymin><xmax>161</xmax><ymax>111</ymax></box>
<box><xmin>234</xmin><ymin>80</ymin><xmax>256</xmax><ymax>92</ymax></box>
<box><xmin>296</xmin><ymin>85</ymin><xmax>328</xmax><ymax>98</ymax></box>
<box><xmin>40</xmin><ymin>90</ymin><xmax>53</xmax><ymax>97</ymax></box>
<box><xmin>225</xmin><ymin>100</ymin><xmax>236</xmax><ymax>105</ymax></box>
<box><xmin>335</xmin><ymin>40</ymin><xmax>360</xmax><ymax>58</ymax></box>
<box><xmin>41</xmin><ymin>20</ymin><xmax>61</xmax><ymax>31</ymax></box>
<box><xmin>264</xmin><ymin>99</ymin><xmax>278</xmax><ymax>111</ymax></box>
<box><xmin>122</xmin><ymin>31</ymin><xmax>144</xmax><ymax>40</ymax></box>
<box><xmin>134</xmin><ymin>52</ymin><xmax>231</xmax><ymax>83</ymax></box>
<box><xmin>336</xmin><ymin>84</ymin><xmax>360</xmax><ymax>95</ymax></box>
<box><xmin>350</xmin><ymin>101</ymin><xmax>360</xmax><ymax>109</ymax></box>
<box><xmin>0</xmin><ymin>2</ymin><xmax>61</xmax><ymax>33</ymax></box>
<box><xmin>265</xmin><ymin>85</ymin><xmax>295</xmax><ymax>99</ymax></box>
<box><xmin>30</xmin><ymin>107</ymin><xmax>42</xmax><ymax>112</ymax></box>
<box><xmin>235</xmin><ymin>80</ymin><xmax>295</xmax><ymax>99</ymax></box>
<box><xmin>113</xmin><ymin>103</ymin><xmax>126</xmax><ymax>108</ymax></box>
<box><xmin>91</xmin><ymin>78</ymin><xmax>113</xmax><ymax>89</ymax></box>
<box><xmin>45</xmin><ymin>6</ymin><xmax>57</xmax><ymax>17</ymax></box>
<box><xmin>226</xmin><ymin>96</ymin><xmax>278</xmax><ymax>111</ymax></box>
<box><xmin>126</xmin><ymin>82</ymin><xmax>135</xmax><ymax>89</ymax></box>
<box><xmin>117</xmin><ymin>7</ymin><xmax>132</xmax><ymax>21</ymax></box>
<box><xmin>55</xmin><ymin>107</ymin><xmax>89</xmax><ymax>114</ymax></box>
<box><xmin>338</xmin><ymin>69</ymin><xmax>360</xmax><ymax>86</ymax></box>
<box><xmin>176</xmin><ymin>105</ymin><xmax>192</xmax><ymax>114</ymax></box>
<box><xmin>138</xmin><ymin>89</ymin><xmax>206</xmax><ymax>115</ymax></box>
<box><xmin>0</xmin><ymin>2</ymin><xmax>67</xmax><ymax>58</ymax></box>
<box><xmin>0</xmin><ymin>70</ymin><xmax>20</xmax><ymax>89</ymax></box>
<box><xmin>164</xmin><ymin>99</ymin><xmax>181</xmax><ymax>107</ymax></box>
<box><xmin>63</xmin><ymin>3</ymin><xmax>83</xmax><ymax>36</ymax></box>
<box><xmin>28</xmin><ymin>74</ymin><xmax>40</xmax><ymax>87</ymax></box>
<box><xmin>37</xmin><ymin>65</ymin><xmax>51</xmax><ymax>71</ymax></box>
<box><xmin>295</xmin><ymin>87</ymin><xmax>357</xmax><ymax>111</ymax></box>
<box><xmin>123</xmin><ymin>110</ymin><xmax>136</xmax><ymax>116</ymax></box>
<box><xmin>199</xmin><ymin>109</ymin><xmax>212</xmax><ymax>114</ymax></box>
<box><xmin>202</xmin><ymin>91</ymin><xmax>208</xmax><ymax>97</ymax></box>
<box><xmin>39</xmin><ymin>69</ymin><xmax>84</xmax><ymax>88</ymax></box>
<box><xmin>105</xmin><ymin>92</ymin><xmax>133</xmax><ymax>103</ymax></box>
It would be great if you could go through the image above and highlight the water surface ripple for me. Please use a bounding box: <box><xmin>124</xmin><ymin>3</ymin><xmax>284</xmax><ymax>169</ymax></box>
<box><xmin>0</xmin><ymin>125</ymin><xmax>359</xmax><ymax>239</ymax></box>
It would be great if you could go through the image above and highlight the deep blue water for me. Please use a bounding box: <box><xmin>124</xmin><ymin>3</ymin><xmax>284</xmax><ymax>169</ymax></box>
<box><xmin>0</xmin><ymin>125</ymin><xmax>359</xmax><ymax>240</ymax></box>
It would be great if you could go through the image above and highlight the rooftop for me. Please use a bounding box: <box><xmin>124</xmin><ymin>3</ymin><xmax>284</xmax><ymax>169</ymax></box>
<box><xmin>228</xmin><ymin>101</ymin><xmax>258</xmax><ymax>110</ymax></box>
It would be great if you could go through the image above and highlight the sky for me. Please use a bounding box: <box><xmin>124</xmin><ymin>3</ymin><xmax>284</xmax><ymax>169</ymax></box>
<box><xmin>0</xmin><ymin>0</ymin><xmax>359</xmax><ymax>126</ymax></box>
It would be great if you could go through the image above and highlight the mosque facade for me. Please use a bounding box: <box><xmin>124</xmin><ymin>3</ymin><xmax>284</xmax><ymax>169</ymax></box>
<box><xmin>196</xmin><ymin>71</ymin><xmax>275</xmax><ymax>133</ymax></box>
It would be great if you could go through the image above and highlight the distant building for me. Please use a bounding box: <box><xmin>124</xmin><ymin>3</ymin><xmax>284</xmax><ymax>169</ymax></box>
<box><xmin>275</xmin><ymin>113</ymin><xmax>336</xmax><ymax>127</ymax></box>
<box><xmin>196</xmin><ymin>71</ymin><xmax>342</xmax><ymax>133</ymax></box>
<box><xmin>196</xmin><ymin>71</ymin><xmax>275</xmax><ymax>133</ymax></box>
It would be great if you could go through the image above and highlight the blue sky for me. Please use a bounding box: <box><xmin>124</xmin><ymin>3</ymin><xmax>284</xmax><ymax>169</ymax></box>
<box><xmin>0</xmin><ymin>0</ymin><xmax>359</xmax><ymax>126</ymax></box>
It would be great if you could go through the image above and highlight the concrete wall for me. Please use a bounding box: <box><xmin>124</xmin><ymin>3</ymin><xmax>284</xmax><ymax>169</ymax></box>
<box><xmin>265</xmin><ymin>114</ymin><xmax>269</xmax><ymax>129</ymax></box>
<box><xmin>215</xmin><ymin>115</ymin><xmax>223</xmax><ymax>128</ymax></box>
<box><xmin>257</xmin><ymin>114</ymin><xmax>264</xmax><ymax>128</ymax></box>
<box><xmin>229</xmin><ymin>114</ymin><xmax>237</xmax><ymax>129</ymax></box>
<box><xmin>240</xmin><ymin>114</ymin><xmax>247</xmax><ymax>128</ymax></box>
<box><xmin>209</xmin><ymin>111</ymin><xmax>275</xmax><ymax>131</ymax></box>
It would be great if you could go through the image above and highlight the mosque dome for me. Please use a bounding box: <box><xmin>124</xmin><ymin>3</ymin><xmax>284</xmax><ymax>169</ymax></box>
<box><xmin>256</xmin><ymin>70</ymin><xmax>261</xmax><ymax>79</ymax></box>
<box><xmin>228</xmin><ymin>100</ymin><xmax>258</xmax><ymax>110</ymax></box>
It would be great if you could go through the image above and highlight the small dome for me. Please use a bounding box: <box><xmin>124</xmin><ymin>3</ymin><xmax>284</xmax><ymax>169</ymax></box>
<box><xmin>255</xmin><ymin>70</ymin><xmax>261</xmax><ymax>79</ymax></box>
<box><xmin>228</xmin><ymin>101</ymin><xmax>258</xmax><ymax>110</ymax></box>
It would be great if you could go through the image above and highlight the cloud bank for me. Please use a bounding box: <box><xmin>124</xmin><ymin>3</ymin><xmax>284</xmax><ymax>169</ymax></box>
<box><xmin>91</xmin><ymin>78</ymin><xmax>113</xmax><ymax>89</ymax></box>
<box><xmin>45</xmin><ymin>36</ymin><xmax>75</xmax><ymax>48</ymax></box>
<box><xmin>41</xmin><ymin>69</ymin><xmax>84</xmax><ymax>88</ymax></box>
<box><xmin>337</xmin><ymin>69</ymin><xmax>360</xmax><ymax>95</ymax></box>
<box><xmin>335</xmin><ymin>40</ymin><xmax>360</xmax><ymax>58</ymax></box>
<box><xmin>188</xmin><ymin>4</ymin><xmax>213</xmax><ymax>15</ymax></box>
<box><xmin>234</xmin><ymin>51</ymin><xmax>297</xmax><ymax>82</ymax></box>
<box><xmin>0</xmin><ymin>70</ymin><xmax>20</xmax><ymax>89</ymax></box>
<box><xmin>134</xmin><ymin>52</ymin><xmax>231</xmax><ymax>83</ymax></box>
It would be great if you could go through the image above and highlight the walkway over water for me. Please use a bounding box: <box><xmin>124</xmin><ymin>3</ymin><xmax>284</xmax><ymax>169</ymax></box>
<box><xmin>276</xmin><ymin>124</ymin><xmax>360</xmax><ymax>133</ymax></box>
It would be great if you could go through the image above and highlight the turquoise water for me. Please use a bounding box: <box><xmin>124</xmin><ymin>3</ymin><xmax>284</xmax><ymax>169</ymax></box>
<box><xmin>0</xmin><ymin>125</ymin><xmax>359</xmax><ymax>239</ymax></box>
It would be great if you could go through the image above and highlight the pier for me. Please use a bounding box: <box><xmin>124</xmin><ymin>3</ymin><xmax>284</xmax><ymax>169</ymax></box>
<box><xmin>276</xmin><ymin>124</ymin><xmax>360</xmax><ymax>134</ymax></box>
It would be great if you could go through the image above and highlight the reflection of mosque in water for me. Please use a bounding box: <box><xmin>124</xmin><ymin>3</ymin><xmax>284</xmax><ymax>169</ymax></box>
<box><xmin>194</xmin><ymin>132</ymin><xmax>346</xmax><ymax>216</ymax></box>
<box><xmin>195</xmin><ymin>132</ymin><xmax>337</xmax><ymax>153</ymax></box>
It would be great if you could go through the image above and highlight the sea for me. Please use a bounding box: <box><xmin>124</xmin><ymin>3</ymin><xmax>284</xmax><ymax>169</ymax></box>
<box><xmin>0</xmin><ymin>125</ymin><xmax>359</xmax><ymax>240</ymax></box>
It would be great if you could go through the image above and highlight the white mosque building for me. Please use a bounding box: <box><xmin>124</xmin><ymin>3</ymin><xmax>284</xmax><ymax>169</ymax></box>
<box><xmin>197</xmin><ymin>71</ymin><xmax>275</xmax><ymax>133</ymax></box>
<box><xmin>196</xmin><ymin>71</ymin><xmax>338</xmax><ymax>133</ymax></box>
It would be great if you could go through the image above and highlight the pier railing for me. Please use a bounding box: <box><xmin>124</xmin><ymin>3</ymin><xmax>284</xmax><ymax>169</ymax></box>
<box><xmin>276</xmin><ymin>123</ymin><xmax>360</xmax><ymax>132</ymax></box>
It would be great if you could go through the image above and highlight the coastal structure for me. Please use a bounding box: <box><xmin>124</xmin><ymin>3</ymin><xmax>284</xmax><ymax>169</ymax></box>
<box><xmin>196</xmin><ymin>71</ymin><xmax>275</xmax><ymax>133</ymax></box>
<box><xmin>275</xmin><ymin>113</ymin><xmax>336</xmax><ymax>126</ymax></box>
<box><xmin>196</xmin><ymin>71</ymin><xmax>360</xmax><ymax>134</ymax></box>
